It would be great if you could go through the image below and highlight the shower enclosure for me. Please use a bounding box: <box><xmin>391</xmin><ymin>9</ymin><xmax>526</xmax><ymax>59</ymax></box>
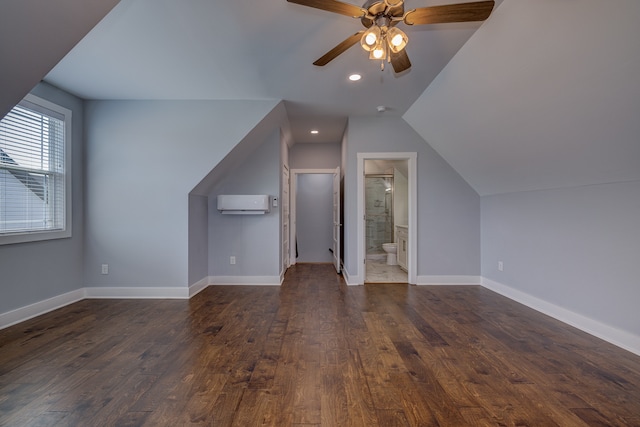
<box><xmin>365</xmin><ymin>175</ymin><xmax>393</xmax><ymax>257</ymax></box>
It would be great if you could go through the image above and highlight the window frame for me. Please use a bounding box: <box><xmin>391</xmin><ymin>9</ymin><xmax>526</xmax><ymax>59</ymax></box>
<box><xmin>0</xmin><ymin>93</ymin><xmax>72</xmax><ymax>245</ymax></box>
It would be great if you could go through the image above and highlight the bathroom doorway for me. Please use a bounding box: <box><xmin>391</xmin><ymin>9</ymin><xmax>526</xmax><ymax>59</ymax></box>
<box><xmin>365</xmin><ymin>174</ymin><xmax>394</xmax><ymax>258</ymax></box>
<box><xmin>357</xmin><ymin>153</ymin><xmax>417</xmax><ymax>284</ymax></box>
<box><xmin>365</xmin><ymin>165</ymin><xmax>407</xmax><ymax>283</ymax></box>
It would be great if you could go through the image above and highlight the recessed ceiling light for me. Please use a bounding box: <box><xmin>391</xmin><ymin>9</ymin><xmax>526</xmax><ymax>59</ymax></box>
<box><xmin>310</xmin><ymin>130</ymin><xmax>319</xmax><ymax>134</ymax></box>
<box><xmin>349</xmin><ymin>74</ymin><xmax>362</xmax><ymax>81</ymax></box>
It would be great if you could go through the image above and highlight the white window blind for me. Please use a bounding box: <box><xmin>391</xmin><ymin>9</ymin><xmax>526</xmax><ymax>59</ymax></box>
<box><xmin>0</xmin><ymin>97</ymin><xmax>67</xmax><ymax>236</ymax></box>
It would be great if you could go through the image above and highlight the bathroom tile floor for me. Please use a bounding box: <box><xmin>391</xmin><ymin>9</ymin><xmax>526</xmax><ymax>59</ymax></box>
<box><xmin>365</xmin><ymin>258</ymin><xmax>408</xmax><ymax>283</ymax></box>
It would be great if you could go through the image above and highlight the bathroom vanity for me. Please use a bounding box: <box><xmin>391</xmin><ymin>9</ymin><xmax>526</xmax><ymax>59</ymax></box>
<box><xmin>396</xmin><ymin>225</ymin><xmax>408</xmax><ymax>272</ymax></box>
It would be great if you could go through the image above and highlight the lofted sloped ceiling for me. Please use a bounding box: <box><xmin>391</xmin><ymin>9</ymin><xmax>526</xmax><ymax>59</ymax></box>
<box><xmin>404</xmin><ymin>0</ymin><xmax>640</xmax><ymax>196</ymax></box>
<box><xmin>41</xmin><ymin>0</ymin><xmax>501</xmax><ymax>144</ymax></box>
<box><xmin>0</xmin><ymin>0</ymin><xmax>120</xmax><ymax>119</ymax></box>
<box><xmin>4</xmin><ymin>0</ymin><xmax>637</xmax><ymax>196</ymax></box>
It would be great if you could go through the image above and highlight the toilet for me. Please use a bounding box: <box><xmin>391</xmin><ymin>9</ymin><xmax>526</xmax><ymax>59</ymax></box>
<box><xmin>382</xmin><ymin>243</ymin><xmax>398</xmax><ymax>265</ymax></box>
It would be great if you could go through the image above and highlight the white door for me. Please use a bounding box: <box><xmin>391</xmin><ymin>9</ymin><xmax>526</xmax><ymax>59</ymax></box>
<box><xmin>332</xmin><ymin>166</ymin><xmax>341</xmax><ymax>273</ymax></box>
<box><xmin>282</xmin><ymin>165</ymin><xmax>290</xmax><ymax>270</ymax></box>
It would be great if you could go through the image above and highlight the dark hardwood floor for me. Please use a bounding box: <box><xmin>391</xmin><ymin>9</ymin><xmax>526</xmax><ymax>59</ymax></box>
<box><xmin>1</xmin><ymin>263</ymin><xmax>640</xmax><ymax>426</ymax></box>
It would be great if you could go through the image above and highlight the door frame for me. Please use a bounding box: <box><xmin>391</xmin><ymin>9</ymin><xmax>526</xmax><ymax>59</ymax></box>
<box><xmin>282</xmin><ymin>164</ymin><xmax>290</xmax><ymax>273</ymax></box>
<box><xmin>357</xmin><ymin>152</ymin><xmax>417</xmax><ymax>284</ymax></box>
<box><xmin>290</xmin><ymin>168</ymin><xmax>338</xmax><ymax>266</ymax></box>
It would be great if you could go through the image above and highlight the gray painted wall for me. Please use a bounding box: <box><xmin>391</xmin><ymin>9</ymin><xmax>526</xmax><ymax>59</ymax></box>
<box><xmin>83</xmin><ymin>99</ymin><xmax>278</xmax><ymax>287</ymax></box>
<box><xmin>344</xmin><ymin>116</ymin><xmax>480</xmax><ymax>278</ymax></box>
<box><xmin>0</xmin><ymin>82</ymin><xmax>84</xmax><ymax>313</ymax></box>
<box><xmin>188</xmin><ymin>195</ymin><xmax>208</xmax><ymax>285</ymax></box>
<box><xmin>208</xmin><ymin>130</ymin><xmax>280</xmax><ymax>277</ymax></box>
<box><xmin>289</xmin><ymin>142</ymin><xmax>341</xmax><ymax>169</ymax></box>
<box><xmin>295</xmin><ymin>174</ymin><xmax>334</xmax><ymax>263</ymax></box>
<box><xmin>481</xmin><ymin>180</ymin><xmax>640</xmax><ymax>337</ymax></box>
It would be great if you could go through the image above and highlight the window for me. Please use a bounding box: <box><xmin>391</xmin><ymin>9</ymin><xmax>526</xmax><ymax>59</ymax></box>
<box><xmin>0</xmin><ymin>94</ymin><xmax>71</xmax><ymax>245</ymax></box>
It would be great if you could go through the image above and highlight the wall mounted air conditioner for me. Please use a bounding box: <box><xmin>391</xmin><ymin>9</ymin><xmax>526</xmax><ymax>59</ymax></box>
<box><xmin>217</xmin><ymin>195</ymin><xmax>270</xmax><ymax>215</ymax></box>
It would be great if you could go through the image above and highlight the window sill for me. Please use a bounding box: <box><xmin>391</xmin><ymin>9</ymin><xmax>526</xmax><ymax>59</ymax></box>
<box><xmin>0</xmin><ymin>229</ymin><xmax>72</xmax><ymax>246</ymax></box>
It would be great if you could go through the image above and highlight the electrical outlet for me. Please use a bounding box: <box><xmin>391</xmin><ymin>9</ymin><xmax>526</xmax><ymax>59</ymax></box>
<box><xmin>101</xmin><ymin>264</ymin><xmax>109</xmax><ymax>275</ymax></box>
<box><xmin>230</xmin><ymin>256</ymin><xmax>236</xmax><ymax>265</ymax></box>
<box><xmin>498</xmin><ymin>261</ymin><xmax>504</xmax><ymax>272</ymax></box>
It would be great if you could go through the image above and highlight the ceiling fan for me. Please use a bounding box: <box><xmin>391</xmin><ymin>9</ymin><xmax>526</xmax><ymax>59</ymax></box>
<box><xmin>287</xmin><ymin>0</ymin><xmax>495</xmax><ymax>73</ymax></box>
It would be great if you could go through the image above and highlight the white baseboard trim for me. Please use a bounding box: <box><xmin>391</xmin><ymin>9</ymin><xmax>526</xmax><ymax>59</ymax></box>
<box><xmin>416</xmin><ymin>275</ymin><xmax>481</xmax><ymax>285</ymax></box>
<box><xmin>0</xmin><ymin>275</ymin><xmax>278</xmax><ymax>329</ymax></box>
<box><xmin>4</xmin><ymin>276</ymin><xmax>638</xmax><ymax>357</ymax></box>
<box><xmin>189</xmin><ymin>277</ymin><xmax>210</xmax><ymax>298</ymax></box>
<box><xmin>85</xmin><ymin>286</ymin><xmax>190</xmax><ymax>299</ymax></box>
<box><xmin>0</xmin><ymin>288</ymin><xmax>85</xmax><ymax>330</ymax></box>
<box><xmin>481</xmin><ymin>277</ymin><xmax>640</xmax><ymax>357</ymax></box>
<box><xmin>209</xmin><ymin>276</ymin><xmax>281</xmax><ymax>286</ymax></box>
<box><xmin>342</xmin><ymin>269</ymin><xmax>362</xmax><ymax>286</ymax></box>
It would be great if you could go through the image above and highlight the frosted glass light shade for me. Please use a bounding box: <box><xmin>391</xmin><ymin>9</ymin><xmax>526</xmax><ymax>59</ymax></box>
<box><xmin>360</xmin><ymin>26</ymin><xmax>381</xmax><ymax>52</ymax></box>
<box><xmin>386</xmin><ymin>27</ymin><xmax>408</xmax><ymax>53</ymax></box>
<box><xmin>370</xmin><ymin>40</ymin><xmax>386</xmax><ymax>59</ymax></box>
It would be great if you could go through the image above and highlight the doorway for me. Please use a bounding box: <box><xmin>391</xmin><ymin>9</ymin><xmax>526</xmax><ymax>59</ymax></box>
<box><xmin>290</xmin><ymin>168</ymin><xmax>341</xmax><ymax>272</ymax></box>
<box><xmin>364</xmin><ymin>170</ymin><xmax>408</xmax><ymax>283</ymax></box>
<box><xmin>357</xmin><ymin>153</ymin><xmax>417</xmax><ymax>284</ymax></box>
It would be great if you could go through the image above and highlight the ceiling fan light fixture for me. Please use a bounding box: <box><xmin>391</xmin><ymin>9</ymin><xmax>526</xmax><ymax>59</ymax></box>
<box><xmin>370</xmin><ymin>40</ymin><xmax>386</xmax><ymax>60</ymax></box>
<box><xmin>360</xmin><ymin>26</ymin><xmax>381</xmax><ymax>51</ymax></box>
<box><xmin>386</xmin><ymin>27</ymin><xmax>408</xmax><ymax>53</ymax></box>
<box><xmin>365</xmin><ymin>32</ymin><xmax>377</xmax><ymax>45</ymax></box>
<box><xmin>293</xmin><ymin>0</ymin><xmax>495</xmax><ymax>73</ymax></box>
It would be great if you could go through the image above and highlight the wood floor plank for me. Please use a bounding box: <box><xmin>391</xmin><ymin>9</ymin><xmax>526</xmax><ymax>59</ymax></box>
<box><xmin>1</xmin><ymin>264</ymin><xmax>640</xmax><ymax>425</ymax></box>
<box><xmin>319</xmin><ymin>365</ymin><xmax>348</xmax><ymax>426</ymax></box>
<box><xmin>342</xmin><ymin>348</ymin><xmax>379</xmax><ymax>427</ymax></box>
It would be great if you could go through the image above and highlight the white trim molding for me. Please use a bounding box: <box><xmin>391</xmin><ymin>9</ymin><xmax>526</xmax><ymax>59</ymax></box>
<box><xmin>0</xmin><ymin>288</ymin><xmax>85</xmax><ymax>330</ymax></box>
<box><xmin>85</xmin><ymin>286</ymin><xmax>190</xmax><ymax>299</ymax></box>
<box><xmin>342</xmin><ymin>268</ymin><xmax>362</xmax><ymax>286</ymax></box>
<box><xmin>416</xmin><ymin>275</ymin><xmax>481</xmax><ymax>285</ymax></box>
<box><xmin>279</xmin><ymin>268</ymin><xmax>286</xmax><ymax>285</ymax></box>
<box><xmin>481</xmin><ymin>277</ymin><xmax>640</xmax><ymax>357</ymax></box>
<box><xmin>4</xmin><ymin>277</ymin><xmax>638</xmax><ymax>357</ymax></box>
<box><xmin>209</xmin><ymin>275</ymin><xmax>282</xmax><ymax>286</ymax></box>
<box><xmin>0</xmin><ymin>277</ymin><xmax>279</xmax><ymax>330</ymax></box>
<box><xmin>357</xmin><ymin>152</ymin><xmax>418</xmax><ymax>285</ymax></box>
<box><xmin>289</xmin><ymin>168</ymin><xmax>337</xmax><ymax>267</ymax></box>
<box><xmin>189</xmin><ymin>277</ymin><xmax>210</xmax><ymax>298</ymax></box>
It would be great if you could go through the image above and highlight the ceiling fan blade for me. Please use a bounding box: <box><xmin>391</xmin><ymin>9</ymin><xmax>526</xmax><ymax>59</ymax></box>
<box><xmin>287</xmin><ymin>0</ymin><xmax>366</xmax><ymax>18</ymax></box>
<box><xmin>313</xmin><ymin>31</ymin><xmax>364</xmax><ymax>66</ymax></box>
<box><xmin>404</xmin><ymin>0</ymin><xmax>494</xmax><ymax>25</ymax></box>
<box><xmin>390</xmin><ymin>49</ymin><xmax>411</xmax><ymax>73</ymax></box>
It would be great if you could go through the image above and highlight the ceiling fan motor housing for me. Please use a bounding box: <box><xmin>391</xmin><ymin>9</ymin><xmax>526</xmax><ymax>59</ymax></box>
<box><xmin>360</xmin><ymin>0</ymin><xmax>405</xmax><ymax>28</ymax></box>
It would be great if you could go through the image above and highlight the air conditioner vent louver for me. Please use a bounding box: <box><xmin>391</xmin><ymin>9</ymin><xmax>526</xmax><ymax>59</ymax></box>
<box><xmin>217</xmin><ymin>195</ymin><xmax>270</xmax><ymax>215</ymax></box>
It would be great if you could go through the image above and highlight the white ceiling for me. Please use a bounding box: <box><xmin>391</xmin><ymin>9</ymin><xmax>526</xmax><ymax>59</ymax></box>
<box><xmin>44</xmin><ymin>0</ymin><xmax>497</xmax><ymax>144</ymax></box>
<box><xmin>9</xmin><ymin>0</ymin><xmax>636</xmax><ymax>196</ymax></box>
